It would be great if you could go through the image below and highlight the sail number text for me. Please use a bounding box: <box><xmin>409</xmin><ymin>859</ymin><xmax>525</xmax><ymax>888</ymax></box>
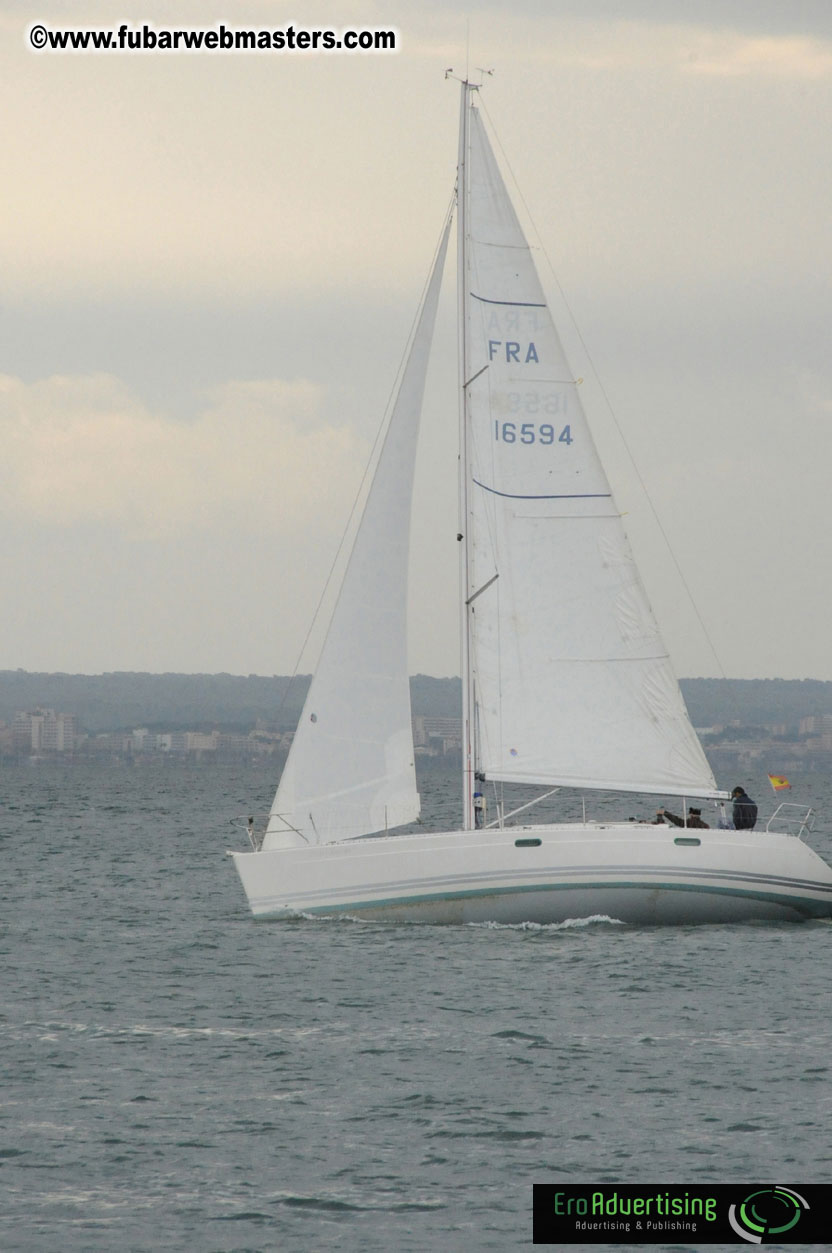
<box><xmin>495</xmin><ymin>421</ymin><xmax>573</xmax><ymax>445</ymax></box>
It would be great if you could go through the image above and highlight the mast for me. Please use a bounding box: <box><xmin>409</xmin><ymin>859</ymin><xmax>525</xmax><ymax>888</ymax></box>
<box><xmin>457</xmin><ymin>79</ymin><xmax>476</xmax><ymax>831</ymax></box>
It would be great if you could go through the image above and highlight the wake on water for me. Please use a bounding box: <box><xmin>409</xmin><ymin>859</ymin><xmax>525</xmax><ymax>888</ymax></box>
<box><xmin>282</xmin><ymin>911</ymin><xmax>626</xmax><ymax>930</ymax></box>
<box><xmin>469</xmin><ymin>914</ymin><xmax>626</xmax><ymax>931</ymax></box>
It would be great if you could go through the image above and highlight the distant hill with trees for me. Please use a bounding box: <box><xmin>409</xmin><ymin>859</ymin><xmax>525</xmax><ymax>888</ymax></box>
<box><xmin>1</xmin><ymin>670</ymin><xmax>831</xmax><ymax>735</ymax></box>
<box><xmin>678</xmin><ymin>679</ymin><xmax>832</xmax><ymax>730</ymax></box>
<box><xmin>0</xmin><ymin>671</ymin><xmax>462</xmax><ymax>733</ymax></box>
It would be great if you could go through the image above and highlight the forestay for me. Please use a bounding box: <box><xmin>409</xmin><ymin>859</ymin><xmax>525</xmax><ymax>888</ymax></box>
<box><xmin>263</xmin><ymin>217</ymin><xmax>452</xmax><ymax>848</ymax></box>
<box><xmin>461</xmin><ymin>104</ymin><xmax>718</xmax><ymax>798</ymax></box>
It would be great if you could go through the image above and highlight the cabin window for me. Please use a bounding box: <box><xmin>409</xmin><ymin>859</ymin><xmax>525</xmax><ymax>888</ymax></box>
<box><xmin>515</xmin><ymin>838</ymin><xmax>542</xmax><ymax>848</ymax></box>
<box><xmin>674</xmin><ymin>836</ymin><xmax>701</xmax><ymax>847</ymax></box>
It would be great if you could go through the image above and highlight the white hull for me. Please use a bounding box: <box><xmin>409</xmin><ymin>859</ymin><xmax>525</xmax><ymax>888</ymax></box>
<box><xmin>231</xmin><ymin>823</ymin><xmax>832</xmax><ymax>926</ymax></box>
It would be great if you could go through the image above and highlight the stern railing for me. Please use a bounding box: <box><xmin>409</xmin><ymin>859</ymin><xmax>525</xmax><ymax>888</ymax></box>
<box><xmin>231</xmin><ymin>813</ymin><xmax>271</xmax><ymax>851</ymax></box>
<box><xmin>764</xmin><ymin>803</ymin><xmax>815</xmax><ymax>841</ymax></box>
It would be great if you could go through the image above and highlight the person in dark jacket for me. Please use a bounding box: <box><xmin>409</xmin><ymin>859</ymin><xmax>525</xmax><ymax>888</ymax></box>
<box><xmin>731</xmin><ymin>786</ymin><xmax>758</xmax><ymax>830</ymax></box>
<box><xmin>656</xmin><ymin>807</ymin><xmax>709</xmax><ymax>829</ymax></box>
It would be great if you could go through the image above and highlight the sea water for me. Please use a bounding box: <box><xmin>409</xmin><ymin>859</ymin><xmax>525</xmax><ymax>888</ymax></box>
<box><xmin>2</xmin><ymin>760</ymin><xmax>831</xmax><ymax>1251</ymax></box>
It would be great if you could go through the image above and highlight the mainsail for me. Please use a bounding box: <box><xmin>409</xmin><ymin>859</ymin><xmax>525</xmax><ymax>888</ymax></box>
<box><xmin>263</xmin><ymin>216</ymin><xmax>452</xmax><ymax>848</ymax></box>
<box><xmin>460</xmin><ymin>99</ymin><xmax>718</xmax><ymax>799</ymax></box>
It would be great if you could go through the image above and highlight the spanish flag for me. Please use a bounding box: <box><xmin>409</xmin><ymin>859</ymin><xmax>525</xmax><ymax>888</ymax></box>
<box><xmin>768</xmin><ymin>774</ymin><xmax>791</xmax><ymax>792</ymax></box>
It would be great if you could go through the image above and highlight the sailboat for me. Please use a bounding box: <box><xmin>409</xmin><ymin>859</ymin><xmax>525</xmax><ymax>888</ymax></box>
<box><xmin>230</xmin><ymin>82</ymin><xmax>832</xmax><ymax>925</ymax></box>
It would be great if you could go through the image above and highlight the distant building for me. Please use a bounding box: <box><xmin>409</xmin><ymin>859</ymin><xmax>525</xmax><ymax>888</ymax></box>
<box><xmin>13</xmin><ymin>709</ymin><xmax>78</xmax><ymax>753</ymax></box>
<box><xmin>131</xmin><ymin>728</ymin><xmax>158</xmax><ymax>753</ymax></box>
<box><xmin>184</xmin><ymin>731</ymin><xmax>219</xmax><ymax>753</ymax></box>
<box><xmin>412</xmin><ymin>715</ymin><xmax>462</xmax><ymax>755</ymax></box>
<box><xmin>799</xmin><ymin>715</ymin><xmax>832</xmax><ymax>737</ymax></box>
<box><xmin>93</xmin><ymin>732</ymin><xmax>132</xmax><ymax>754</ymax></box>
<box><xmin>216</xmin><ymin>733</ymin><xmax>250</xmax><ymax>758</ymax></box>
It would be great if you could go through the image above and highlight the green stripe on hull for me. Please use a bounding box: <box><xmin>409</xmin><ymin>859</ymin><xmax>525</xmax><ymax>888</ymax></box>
<box><xmin>252</xmin><ymin>879</ymin><xmax>832</xmax><ymax>921</ymax></box>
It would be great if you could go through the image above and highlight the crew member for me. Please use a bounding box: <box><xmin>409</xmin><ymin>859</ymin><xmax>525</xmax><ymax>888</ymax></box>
<box><xmin>656</xmin><ymin>806</ymin><xmax>709</xmax><ymax>829</ymax></box>
<box><xmin>731</xmin><ymin>786</ymin><xmax>758</xmax><ymax>830</ymax></box>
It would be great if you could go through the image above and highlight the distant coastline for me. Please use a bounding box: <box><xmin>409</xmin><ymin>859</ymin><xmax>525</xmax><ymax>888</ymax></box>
<box><xmin>0</xmin><ymin>671</ymin><xmax>460</xmax><ymax>733</ymax></box>
<box><xmin>3</xmin><ymin>671</ymin><xmax>832</xmax><ymax>775</ymax></box>
<box><xmin>2</xmin><ymin>670</ymin><xmax>832</xmax><ymax>732</ymax></box>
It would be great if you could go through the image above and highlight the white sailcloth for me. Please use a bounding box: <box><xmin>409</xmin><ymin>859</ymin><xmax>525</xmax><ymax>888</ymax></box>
<box><xmin>263</xmin><ymin>217</ymin><xmax>452</xmax><ymax>848</ymax></box>
<box><xmin>462</xmin><ymin>104</ymin><xmax>718</xmax><ymax>798</ymax></box>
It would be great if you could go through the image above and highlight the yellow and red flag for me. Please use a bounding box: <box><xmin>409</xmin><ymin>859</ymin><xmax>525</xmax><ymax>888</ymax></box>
<box><xmin>768</xmin><ymin>774</ymin><xmax>791</xmax><ymax>792</ymax></box>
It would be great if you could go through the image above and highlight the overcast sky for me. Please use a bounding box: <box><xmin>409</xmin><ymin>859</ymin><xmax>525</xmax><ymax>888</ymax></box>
<box><xmin>3</xmin><ymin>1</ymin><xmax>831</xmax><ymax>680</ymax></box>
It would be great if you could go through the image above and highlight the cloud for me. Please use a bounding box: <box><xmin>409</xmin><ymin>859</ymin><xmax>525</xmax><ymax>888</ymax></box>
<box><xmin>406</xmin><ymin>0</ymin><xmax>832</xmax><ymax>41</ymax></box>
<box><xmin>4</xmin><ymin>1</ymin><xmax>832</xmax><ymax>677</ymax></box>
<box><xmin>686</xmin><ymin>35</ymin><xmax>832</xmax><ymax>78</ymax></box>
<box><xmin>516</xmin><ymin>25</ymin><xmax>832</xmax><ymax>79</ymax></box>
<box><xmin>0</xmin><ymin>5</ymin><xmax>450</xmax><ymax>304</ymax></box>
<box><xmin>0</xmin><ymin>373</ymin><xmax>362</xmax><ymax>538</ymax></box>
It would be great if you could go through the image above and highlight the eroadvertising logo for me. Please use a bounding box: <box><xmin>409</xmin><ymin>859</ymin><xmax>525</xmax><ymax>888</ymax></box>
<box><xmin>533</xmin><ymin>1183</ymin><xmax>832</xmax><ymax>1245</ymax></box>
<box><xmin>728</xmin><ymin>1188</ymin><xmax>809</xmax><ymax>1244</ymax></box>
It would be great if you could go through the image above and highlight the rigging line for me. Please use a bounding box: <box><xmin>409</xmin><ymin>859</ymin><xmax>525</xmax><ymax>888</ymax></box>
<box><xmin>464</xmin><ymin>363</ymin><xmax>489</xmax><ymax>389</ymax></box>
<box><xmin>473</xmin><ymin>479</ymin><xmax>612</xmax><ymax>501</ymax></box>
<box><xmin>272</xmin><ymin>192</ymin><xmax>457</xmax><ymax>727</ymax></box>
<box><xmin>466</xmin><ymin>572</ymin><xmax>499</xmax><ymax>606</ymax></box>
<box><xmin>477</xmin><ymin>97</ymin><xmax>727</xmax><ymax>682</ymax></box>
<box><xmin>485</xmin><ymin>786</ymin><xmax>561</xmax><ymax>828</ymax></box>
<box><xmin>470</xmin><ymin>292</ymin><xmax>545</xmax><ymax>307</ymax></box>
